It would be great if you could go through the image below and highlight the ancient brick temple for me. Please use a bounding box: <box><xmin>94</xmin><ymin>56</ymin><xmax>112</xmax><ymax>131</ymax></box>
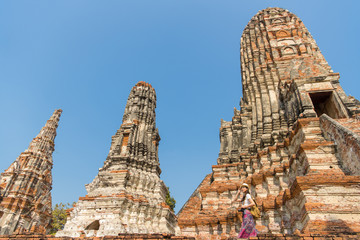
<box><xmin>0</xmin><ymin>109</ymin><xmax>62</xmax><ymax>235</ymax></box>
<box><xmin>56</xmin><ymin>82</ymin><xmax>177</xmax><ymax>237</ymax></box>
<box><xmin>177</xmin><ymin>7</ymin><xmax>360</xmax><ymax>239</ymax></box>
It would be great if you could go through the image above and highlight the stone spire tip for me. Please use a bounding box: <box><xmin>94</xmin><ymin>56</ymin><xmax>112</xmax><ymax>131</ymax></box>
<box><xmin>49</xmin><ymin>109</ymin><xmax>62</xmax><ymax>122</ymax></box>
<box><xmin>135</xmin><ymin>81</ymin><xmax>154</xmax><ymax>89</ymax></box>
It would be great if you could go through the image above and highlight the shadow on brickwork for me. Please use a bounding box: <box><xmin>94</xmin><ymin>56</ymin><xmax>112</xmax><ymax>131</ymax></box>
<box><xmin>324</xmin><ymin>219</ymin><xmax>355</xmax><ymax>235</ymax></box>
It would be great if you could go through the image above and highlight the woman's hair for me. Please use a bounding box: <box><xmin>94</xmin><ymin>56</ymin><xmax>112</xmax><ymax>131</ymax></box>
<box><xmin>241</xmin><ymin>188</ymin><xmax>250</xmax><ymax>202</ymax></box>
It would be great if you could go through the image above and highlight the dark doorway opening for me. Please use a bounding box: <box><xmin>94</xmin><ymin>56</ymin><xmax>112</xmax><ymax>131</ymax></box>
<box><xmin>85</xmin><ymin>220</ymin><xmax>100</xmax><ymax>230</ymax></box>
<box><xmin>309</xmin><ymin>91</ymin><xmax>345</xmax><ymax>119</ymax></box>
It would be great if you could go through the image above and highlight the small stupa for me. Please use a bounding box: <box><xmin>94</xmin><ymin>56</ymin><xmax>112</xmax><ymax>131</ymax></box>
<box><xmin>0</xmin><ymin>109</ymin><xmax>62</xmax><ymax>235</ymax></box>
<box><xmin>56</xmin><ymin>82</ymin><xmax>176</xmax><ymax>237</ymax></box>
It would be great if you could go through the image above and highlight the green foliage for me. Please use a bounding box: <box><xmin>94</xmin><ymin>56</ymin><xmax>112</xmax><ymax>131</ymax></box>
<box><xmin>49</xmin><ymin>202</ymin><xmax>72</xmax><ymax>235</ymax></box>
<box><xmin>165</xmin><ymin>187</ymin><xmax>176</xmax><ymax>211</ymax></box>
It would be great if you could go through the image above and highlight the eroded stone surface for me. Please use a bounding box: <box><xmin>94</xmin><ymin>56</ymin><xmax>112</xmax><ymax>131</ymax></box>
<box><xmin>1</xmin><ymin>232</ymin><xmax>360</xmax><ymax>240</ymax></box>
<box><xmin>177</xmin><ymin>7</ymin><xmax>360</xmax><ymax>239</ymax></box>
<box><xmin>56</xmin><ymin>82</ymin><xmax>176</xmax><ymax>237</ymax></box>
<box><xmin>0</xmin><ymin>109</ymin><xmax>62</xmax><ymax>235</ymax></box>
<box><xmin>0</xmin><ymin>233</ymin><xmax>195</xmax><ymax>240</ymax></box>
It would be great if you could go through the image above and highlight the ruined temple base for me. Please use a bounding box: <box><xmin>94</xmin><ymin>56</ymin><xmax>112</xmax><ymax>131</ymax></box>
<box><xmin>0</xmin><ymin>233</ymin><xmax>194</xmax><ymax>240</ymax></box>
<box><xmin>2</xmin><ymin>233</ymin><xmax>360</xmax><ymax>240</ymax></box>
<box><xmin>251</xmin><ymin>233</ymin><xmax>360</xmax><ymax>240</ymax></box>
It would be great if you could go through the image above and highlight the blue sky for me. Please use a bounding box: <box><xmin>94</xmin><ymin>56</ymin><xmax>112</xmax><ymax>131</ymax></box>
<box><xmin>0</xmin><ymin>1</ymin><xmax>359</xmax><ymax>213</ymax></box>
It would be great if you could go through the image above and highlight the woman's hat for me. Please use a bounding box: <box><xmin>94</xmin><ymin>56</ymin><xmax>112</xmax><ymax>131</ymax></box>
<box><xmin>241</xmin><ymin>183</ymin><xmax>249</xmax><ymax>189</ymax></box>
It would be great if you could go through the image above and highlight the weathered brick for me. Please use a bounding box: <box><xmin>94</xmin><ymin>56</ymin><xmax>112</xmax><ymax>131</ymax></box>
<box><xmin>56</xmin><ymin>83</ymin><xmax>176</xmax><ymax>237</ymax></box>
<box><xmin>177</xmin><ymin>6</ymin><xmax>360</xmax><ymax>240</ymax></box>
<box><xmin>0</xmin><ymin>110</ymin><xmax>62</xmax><ymax>235</ymax></box>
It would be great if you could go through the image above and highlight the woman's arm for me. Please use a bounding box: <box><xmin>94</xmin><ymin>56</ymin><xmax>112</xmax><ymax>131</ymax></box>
<box><xmin>231</xmin><ymin>189</ymin><xmax>241</xmax><ymax>204</ymax></box>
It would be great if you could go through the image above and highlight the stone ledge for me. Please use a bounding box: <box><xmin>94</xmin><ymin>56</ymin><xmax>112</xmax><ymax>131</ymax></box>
<box><xmin>249</xmin><ymin>233</ymin><xmax>360</xmax><ymax>239</ymax></box>
<box><xmin>0</xmin><ymin>234</ymin><xmax>195</xmax><ymax>240</ymax></box>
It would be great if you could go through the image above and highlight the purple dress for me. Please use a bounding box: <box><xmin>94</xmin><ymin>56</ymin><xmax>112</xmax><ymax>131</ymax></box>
<box><xmin>238</xmin><ymin>209</ymin><xmax>258</xmax><ymax>238</ymax></box>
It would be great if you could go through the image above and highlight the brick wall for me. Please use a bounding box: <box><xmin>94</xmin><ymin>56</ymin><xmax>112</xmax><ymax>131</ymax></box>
<box><xmin>320</xmin><ymin>114</ymin><xmax>360</xmax><ymax>175</ymax></box>
<box><xmin>0</xmin><ymin>233</ymin><xmax>194</xmax><ymax>240</ymax></box>
<box><xmin>2</xmin><ymin>233</ymin><xmax>360</xmax><ymax>240</ymax></box>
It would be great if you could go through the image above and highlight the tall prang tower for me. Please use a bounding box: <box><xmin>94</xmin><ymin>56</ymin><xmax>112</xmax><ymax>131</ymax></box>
<box><xmin>0</xmin><ymin>109</ymin><xmax>62</xmax><ymax>235</ymax></box>
<box><xmin>178</xmin><ymin>8</ymin><xmax>360</xmax><ymax>239</ymax></box>
<box><xmin>56</xmin><ymin>82</ymin><xmax>177</xmax><ymax>237</ymax></box>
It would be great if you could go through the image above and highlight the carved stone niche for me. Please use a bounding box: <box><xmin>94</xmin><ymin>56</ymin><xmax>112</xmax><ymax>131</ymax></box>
<box><xmin>282</xmin><ymin>46</ymin><xmax>297</xmax><ymax>56</ymax></box>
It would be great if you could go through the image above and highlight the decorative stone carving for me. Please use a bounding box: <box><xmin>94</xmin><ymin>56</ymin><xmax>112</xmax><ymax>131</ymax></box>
<box><xmin>0</xmin><ymin>109</ymin><xmax>62</xmax><ymax>235</ymax></box>
<box><xmin>56</xmin><ymin>82</ymin><xmax>176</xmax><ymax>237</ymax></box>
<box><xmin>178</xmin><ymin>7</ymin><xmax>360</xmax><ymax>239</ymax></box>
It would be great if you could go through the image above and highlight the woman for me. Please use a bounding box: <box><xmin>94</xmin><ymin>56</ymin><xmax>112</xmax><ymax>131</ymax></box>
<box><xmin>231</xmin><ymin>183</ymin><xmax>258</xmax><ymax>238</ymax></box>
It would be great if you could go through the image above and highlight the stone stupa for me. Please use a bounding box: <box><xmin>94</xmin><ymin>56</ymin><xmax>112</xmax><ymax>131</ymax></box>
<box><xmin>178</xmin><ymin>7</ymin><xmax>360</xmax><ymax>239</ymax></box>
<box><xmin>0</xmin><ymin>109</ymin><xmax>62</xmax><ymax>235</ymax></box>
<box><xmin>56</xmin><ymin>82</ymin><xmax>177</xmax><ymax>237</ymax></box>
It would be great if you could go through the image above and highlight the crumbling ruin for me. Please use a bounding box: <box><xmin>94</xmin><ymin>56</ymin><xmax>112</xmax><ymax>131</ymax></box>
<box><xmin>0</xmin><ymin>109</ymin><xmax>62</xmax><ymax>235</ymax></box>
<box><xmin>1</xmin><ymin>6</ymin><xmax>360</xmax><ymax>240</ymax></box>
<box><xmin>177</xmin><ymin>7</ymin><xmax>360</xmax><ymax>239</ymax></box>
<box><xmin>56</xmin><ymin>82</ymin><xmax>177</xmax><ymax>237</ymax></box>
